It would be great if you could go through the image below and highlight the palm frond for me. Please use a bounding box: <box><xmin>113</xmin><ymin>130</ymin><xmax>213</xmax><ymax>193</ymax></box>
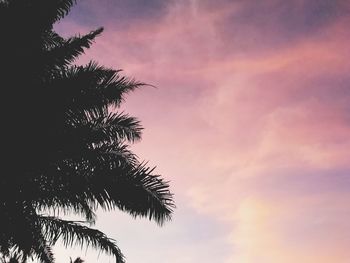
<box><xmin>30</xmin><ymin>235</ymin><xmax>55</xmax><ymax>263</ymax></box>
<box><xmin>103</xmin><ymin>163</ymin><xmax>175</xmax><ymax>224</ymax></box>
<box><xmin>45</xmin><ymin>28</ymin><xmax>104</xmax><ymax>70</ymax></box>
<box><xmin>39</xmin><ymin>217</ymin><xmax>124</xmax><ymax>263</ymax></box>
<box><xmin>65</xmin><ymin>111</ymin><xmax>143</xmax><ymax>147</ymax></box>
<box><xmin>35</xmin><ymin>199</ymin><xmax>97</xmax><ymax>225</ymax></box>
<box><xmin>89</xmin><ymin>111</ymin><xmax>143</xmax><ymax>143</ymax></box>
<box><xmin>33</xmin><ymin>160</ymin><xmax>174</xmax><ymax>225</ymax></box>
<box><xmin>48</xmin><ymin>62</ymin><xmax>145</xmax><ymax>110</ymax></box>
<box><xmin>43</xmin><ymin>31</ymin><xmax>65</xmax><ymax>50</ymax></box>
<box><xmin>45</xmin><ymin>0</ymin><xmax>77</xmax><ymax>23</ymax></box>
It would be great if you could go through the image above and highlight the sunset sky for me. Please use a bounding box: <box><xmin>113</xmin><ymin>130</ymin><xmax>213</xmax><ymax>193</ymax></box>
<box><xmin>54</xmin><ymin>1</ymin><xmax>350</xmax><ymax>262</ymax></box>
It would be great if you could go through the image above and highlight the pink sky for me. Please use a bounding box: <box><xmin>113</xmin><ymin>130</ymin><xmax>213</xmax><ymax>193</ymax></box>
<box><xmin>54</xmin><ymin>1</ymin><xmax>350</xmax><ymax>262</ymax></box>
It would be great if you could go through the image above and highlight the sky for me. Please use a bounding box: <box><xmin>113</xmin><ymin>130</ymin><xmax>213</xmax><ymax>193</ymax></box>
<box><xmin>54</xmin><ymin>1</ymin><xmax>350</xmax><ymax>262</ymax></box>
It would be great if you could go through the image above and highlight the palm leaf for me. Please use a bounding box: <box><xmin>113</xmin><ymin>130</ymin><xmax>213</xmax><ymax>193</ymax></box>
<box><xmin>32</xmin><ymin>160</ymin><xmax>174</xmax><ymax>225</ymax></box>
<box><xmin>48</xmin><ymin>62</ymin><xmax>145</xmax><ymax>110</ymax></box>
<box><xmin>44</xmin><ymin>28</ymin><xmax>104</xmax><ymax>70</ymax></box>
<box><xmin>65</xmin><ymin>111</ymin><xmax>143</xmax><ymax>147</ymax></box>
<box><xmin>39</xmin><ymin>216</ymin><xmax>124</xmax><ymax>263</ymax></box>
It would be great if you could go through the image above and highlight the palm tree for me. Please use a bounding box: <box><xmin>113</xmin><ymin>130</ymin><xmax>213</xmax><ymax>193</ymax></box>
<box><xmin>0</xmin><ymin>0</ymin><xmax>174</xmax><ymax>262</ymax></box>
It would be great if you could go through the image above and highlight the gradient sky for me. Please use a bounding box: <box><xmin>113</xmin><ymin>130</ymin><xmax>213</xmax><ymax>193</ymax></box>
<box><xmin>53</xmin><ymin>1</ymin><xmax>350</xmax><ymax>262</ymax></box>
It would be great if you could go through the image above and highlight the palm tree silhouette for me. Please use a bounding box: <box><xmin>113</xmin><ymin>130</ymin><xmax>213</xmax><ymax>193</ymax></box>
<box><xmin>0</xmin><ymin>1</ymin><xmax>174</xmax><ymax>262</ymax></box>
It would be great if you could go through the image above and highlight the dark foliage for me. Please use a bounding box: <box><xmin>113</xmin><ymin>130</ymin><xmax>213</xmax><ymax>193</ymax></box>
<box><xmin>0</xmin><ymin>0</ymin><xmax>174</xmax><ymax>262</ymax></box>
